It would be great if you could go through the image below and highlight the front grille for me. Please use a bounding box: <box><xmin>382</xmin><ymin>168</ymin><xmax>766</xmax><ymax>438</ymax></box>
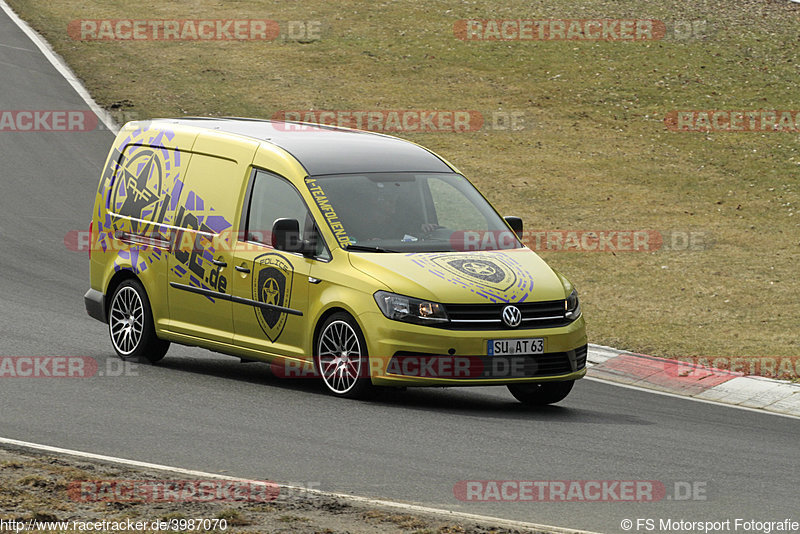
<box><xmin>388</xmin><ymin>349</ymin><xmax>582</xmax><ymax>379</ymax></box>
<box><xmin>443</xmin><ymin>300</ymin><xmax>571</xmax><ymax>330</ymax></box>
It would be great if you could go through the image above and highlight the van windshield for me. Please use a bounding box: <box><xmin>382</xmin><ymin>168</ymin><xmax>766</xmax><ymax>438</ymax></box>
<box><xmin>305</xmin><ymin>173</ymin><xmax>523</xmax><ymax>253</ymax></box>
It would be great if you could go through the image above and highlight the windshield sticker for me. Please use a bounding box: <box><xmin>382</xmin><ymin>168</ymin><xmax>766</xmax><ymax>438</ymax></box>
<box><xmin>408</xmin><ymin>252</ymin><xmax>534</xmax><ymax>303</ymax></box>
<box><xmin>306</xmin><ymin>178</ymin><xmax>351</xmax><ymax>246</ymax></box>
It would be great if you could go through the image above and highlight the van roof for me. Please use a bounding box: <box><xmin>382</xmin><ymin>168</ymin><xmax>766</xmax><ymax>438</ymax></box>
<box><xmin>149</xmin><ymin>117</ymin><xmax>453</xmax><ymax>176</ymax></box>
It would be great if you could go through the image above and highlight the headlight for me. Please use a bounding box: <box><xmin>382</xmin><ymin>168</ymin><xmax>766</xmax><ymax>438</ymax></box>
<box><xmin>374</xmin><ymin>291</ymin><xmax>449</xmax><ymax>325</ymax></box>
<box><xmin>565</xmin><ymin>288</ymin><xmax>581</xmax><ymax>321</ymax></box>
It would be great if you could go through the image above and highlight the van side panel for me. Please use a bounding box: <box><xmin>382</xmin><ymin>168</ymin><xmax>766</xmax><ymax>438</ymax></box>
<box><xmin>162</xmin><ymin>133</ymin><xmax>258</xmax><ymax>343</ymax></box>
<box><xmin>89</xmin><ymin>123</ymin><xmax>198</xmax><ymax>325</ymax></box>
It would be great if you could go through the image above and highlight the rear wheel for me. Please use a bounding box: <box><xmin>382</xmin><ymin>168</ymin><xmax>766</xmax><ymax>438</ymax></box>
<box><xmin>315</xmin><ymin>313</ymin><xmax>373</xmax><ymax>399</ymax></box>
<box><xmin>507</xmin><ymin>380</ymin><xmax>574</xmax><ymax>405</ymax></box>
<box><xmin>108</xmin><ymin>279</ymin><xmax>169</xmax><ymax>363</ymax></box>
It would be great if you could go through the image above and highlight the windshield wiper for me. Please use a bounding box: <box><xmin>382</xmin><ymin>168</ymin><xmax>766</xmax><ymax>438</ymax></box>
<box><xmin>344</xmin><ymin>244</ymin><xmax>397</xmax><ymax>253</ymax></box>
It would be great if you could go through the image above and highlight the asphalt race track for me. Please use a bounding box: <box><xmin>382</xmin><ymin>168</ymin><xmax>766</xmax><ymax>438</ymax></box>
<box><xmin>1</xmin><ymin>9</ymin><xmax>798</xmax><ymax>533</ymax></box>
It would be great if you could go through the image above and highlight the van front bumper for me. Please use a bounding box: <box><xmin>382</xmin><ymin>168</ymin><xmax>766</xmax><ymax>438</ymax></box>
<box><xmin>357</xmin><ymin>311</ymin><xmax>588</xmax><ymax>387</ymax></box>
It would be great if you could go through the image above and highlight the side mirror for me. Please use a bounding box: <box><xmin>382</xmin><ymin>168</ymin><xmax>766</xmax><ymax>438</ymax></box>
<box><xmin>271</xmin><ymin>218</ymin><xmax>315</xmax><ymax>256</ymax></box>
<box><xmin>504</xmin><ymin>216</ymin><xmax>523</xmax><ymax>236</ymax></box>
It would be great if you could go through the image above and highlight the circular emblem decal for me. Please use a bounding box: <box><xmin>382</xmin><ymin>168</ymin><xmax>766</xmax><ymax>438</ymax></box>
<box><xmin>502</xmin><ymin>305</ymin><xmax>522</xmax><ymax>328</ymax></box>
<box><xmin>462</xmin><ymin>261</ymin><xmax>497</xmax><ymax>277</ymax></box>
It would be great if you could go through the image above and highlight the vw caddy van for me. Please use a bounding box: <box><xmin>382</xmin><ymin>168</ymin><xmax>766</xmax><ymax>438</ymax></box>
<box><xmin>85</xmin><ymin>118</ymin><xmax>587</xmax><ymax>404</ymax></box>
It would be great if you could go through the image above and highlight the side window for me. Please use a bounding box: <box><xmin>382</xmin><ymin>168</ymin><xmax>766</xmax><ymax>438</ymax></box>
<box><xmin>247</xmin><ymin>171</ymin><xmax>330</xmax><ymax>260</ymax></box>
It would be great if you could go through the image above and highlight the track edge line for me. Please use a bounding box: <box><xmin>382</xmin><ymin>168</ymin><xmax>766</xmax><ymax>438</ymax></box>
<box><xmin>0</xmin><ymin>0</ymin><xmax>119</xmax><ymax>133</ymax></box>
<box><xmin>0</xmin><ymin>436</ymin><xmax>600</xmax><ymax>534</ymax></box>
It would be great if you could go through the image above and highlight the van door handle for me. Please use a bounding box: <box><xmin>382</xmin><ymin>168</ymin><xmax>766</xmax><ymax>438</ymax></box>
<box><xmin>235</xmin><ymin>265</ymin><xmax>250</xmax><ymax>273</ymax></box>
<box><xmin>212</xmin><ymin>259</ymin><xmax>227</xmax><ymax>267</ymax></box>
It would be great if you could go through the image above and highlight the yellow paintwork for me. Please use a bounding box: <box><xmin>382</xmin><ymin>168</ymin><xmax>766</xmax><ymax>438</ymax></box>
<box><xmin>89</xmin><ymin>119</ymin><xmax>587</xmax><ymax>387</ymax></box>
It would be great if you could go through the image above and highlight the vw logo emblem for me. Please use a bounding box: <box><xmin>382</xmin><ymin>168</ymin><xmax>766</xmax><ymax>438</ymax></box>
<box><xmin>502</xmin><ymin>305</ymin><xmax>522</xmax><ymax>328</ymax></box>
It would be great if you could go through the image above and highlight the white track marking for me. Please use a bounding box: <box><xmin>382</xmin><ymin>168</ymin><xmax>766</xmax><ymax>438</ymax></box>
<box><xmin>0</xmin><ymin>436</ymin><xmax>600</xmax><ymax>534</ymax></box>
<box><xmin>0</xmin><ymin>0</ymin><xmax>118</xmax><ymax>133</ymax></box>
<box><xmin>584</xmin><ymin>376</ymin><xmax>800</xmax><ymax>421</ymax></box>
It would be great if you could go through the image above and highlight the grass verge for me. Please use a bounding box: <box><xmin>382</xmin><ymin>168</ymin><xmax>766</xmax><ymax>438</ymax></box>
<box><xmin>0</xmin><ymin>446</ymin><xmax>546</xmax><ymax>534</ymax></box>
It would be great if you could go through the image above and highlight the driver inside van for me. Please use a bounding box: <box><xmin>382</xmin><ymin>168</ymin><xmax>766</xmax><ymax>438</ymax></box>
<box><xmin>361</xmin><ymin>184</ymin><xmax>440</xmax><ymax>241</ymax></box>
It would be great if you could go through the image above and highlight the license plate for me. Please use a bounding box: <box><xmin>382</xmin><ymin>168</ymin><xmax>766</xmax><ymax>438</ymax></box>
<box><xmin>487</xmin><ymin>338</ymin><xmax>544</xmax><ymax>356</ymax></box>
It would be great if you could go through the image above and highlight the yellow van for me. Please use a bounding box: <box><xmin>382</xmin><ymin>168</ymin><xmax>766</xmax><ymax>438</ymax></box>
<box><xmin>85</xmin><ymin>118</ymin><xmax>587</xmax><ymax>404</ymax></box>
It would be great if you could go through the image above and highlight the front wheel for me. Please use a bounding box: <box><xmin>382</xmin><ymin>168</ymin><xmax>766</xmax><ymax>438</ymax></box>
<box><xmin>315</xmin><ymin>313</ymin><xmax>373</xmax><ymax>399</ymax></box>
<box><xmin>507</xmin><ymin>380</ymin><xmax>574</xmax><ymax>405</ymax></box>
<box><xmin>108</xmin><ymin>279</ymin><xmax>169</xmax><ymax>363</ymax></box>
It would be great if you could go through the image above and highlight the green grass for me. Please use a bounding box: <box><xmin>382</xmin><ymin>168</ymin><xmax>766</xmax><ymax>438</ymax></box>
<box><xmin>8</xmin><ymin>0</ymin><xmax>799</xmax><ymax>362</ymax></box>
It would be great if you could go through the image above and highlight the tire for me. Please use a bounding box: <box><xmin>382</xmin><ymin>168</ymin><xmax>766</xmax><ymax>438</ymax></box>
<box><xmin>107</xmin><ymin>279</ymin><xmax>169</xmax><ymax>363</ymax></box>
<box><xmin>314</xmin><ymin>312</ymin><xmax>373</xmax><ymax>399</ymax></box>
<box><xmin>507</xmin><ymin>380</ymin><xmax>574</xmax><ymax>405</ymax></box>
